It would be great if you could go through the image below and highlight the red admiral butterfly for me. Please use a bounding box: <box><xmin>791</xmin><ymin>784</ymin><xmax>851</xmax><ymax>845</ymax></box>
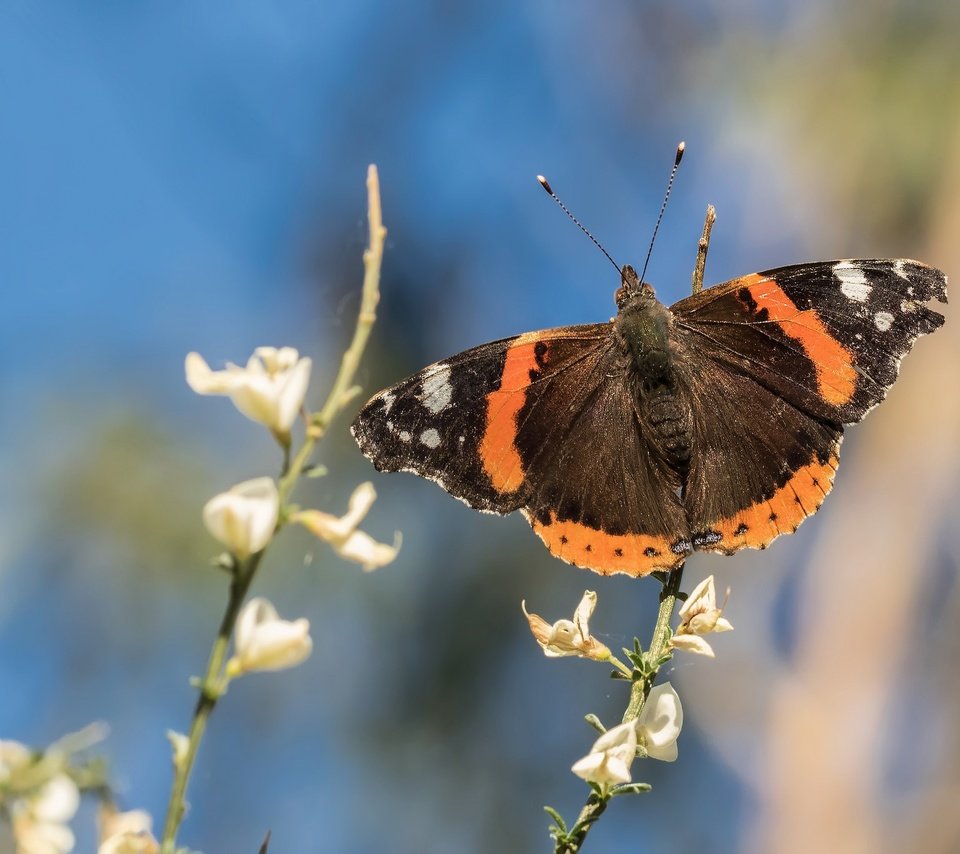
<box><xmin>351</xmin><ymin>166</ymin><xmax>947</xmax><ymax>578</ymax></box>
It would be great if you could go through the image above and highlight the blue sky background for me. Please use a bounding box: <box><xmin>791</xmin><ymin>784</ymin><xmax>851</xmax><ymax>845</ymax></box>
<box><xmin>2</xmin><ymin>2</ymin><xmax>959</xmax><ymax>852</ymax></box>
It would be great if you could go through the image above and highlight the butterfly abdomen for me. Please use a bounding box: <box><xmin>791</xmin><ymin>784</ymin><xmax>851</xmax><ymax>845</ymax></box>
<box><xmin>644</xmin><ymin>391</ymin><xmax>692</xmax><ymax>472</ymax></box>
<box><xmin>615</xmin><ymin>288</ymin><xmax>693</xmax><ymax>471</ymax></box>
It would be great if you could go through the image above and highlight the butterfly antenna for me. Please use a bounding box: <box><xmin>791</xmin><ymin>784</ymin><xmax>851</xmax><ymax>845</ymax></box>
<box><xmin>639</xmin><ymin>141</ymin><xmax>685</xmax><ymax>284</ymax></box>
<box><xmin>537</xmin><ymin>175</ymin><xmax>621</xmax><ymax>276</ymax></box>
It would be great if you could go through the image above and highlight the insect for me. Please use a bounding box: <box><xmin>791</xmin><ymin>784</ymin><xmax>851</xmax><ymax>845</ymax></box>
<box><xmin>351</xmin><ymin>147</ymin><xmax>947</xmax><ymax>577</ymax></box>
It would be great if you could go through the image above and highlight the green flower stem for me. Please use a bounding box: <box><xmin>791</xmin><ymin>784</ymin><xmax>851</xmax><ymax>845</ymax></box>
<box><xmin>623</xmin><ymin>565</ymin><xmax>684</xmax><ymax>723</ymax></box>
<box><xmin>160</xmin><ymin>165</ymin><xmax>386</xmax><ymax>854</ymax></box>
<box><xmin>160</xmin><ymin>552</ymin><xmax>262</xmax><ymax>853</ymax></box>
<box><xmin>555</xmin><ymin>791</ymin><xmax>608</xmax><ymax>854</ymax></box>
<box><xmin>554</xmin><ymin>563</ymin><xmax>685</xmax><ymax>854</ymax></box>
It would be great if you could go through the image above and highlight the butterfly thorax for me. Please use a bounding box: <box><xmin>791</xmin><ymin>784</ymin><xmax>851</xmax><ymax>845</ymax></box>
<box><xmin>614</xmin><ymin>266</ymin><xmax>692</xmax><ymax>472</ymax></box>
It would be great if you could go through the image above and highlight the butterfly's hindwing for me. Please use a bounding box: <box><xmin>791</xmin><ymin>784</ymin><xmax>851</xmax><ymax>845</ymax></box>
<box><xmin>674</xmin><ymin>341</ymin><xmax>843</xmax><ymax>554</ymax></box>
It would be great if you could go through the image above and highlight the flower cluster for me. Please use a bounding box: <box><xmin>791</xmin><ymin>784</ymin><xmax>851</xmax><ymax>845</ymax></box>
<box><xmin>190</xmin><ymin>347</ymin><xmax>400</xmax><ymax>573</ymax></box>
<box><xmin>7</xmin><ymin>769</ymin><xmax>79</xmax><ymax>854</ymax></box>
<box><xmin>525</xmin><ymin>580</ymin><xmax>733</xmax><ymax>796</ymax></box>
<box><xmin>571</xmin><ymin>682</ymin><xmax>684</xmax><ymax>788</ymax></box>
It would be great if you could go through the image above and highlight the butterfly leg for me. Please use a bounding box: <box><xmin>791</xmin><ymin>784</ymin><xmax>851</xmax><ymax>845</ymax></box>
<box><xmin>691</xmin><ymin>204</ymin><xmax>717</xmax><ymax>295</ymax></box>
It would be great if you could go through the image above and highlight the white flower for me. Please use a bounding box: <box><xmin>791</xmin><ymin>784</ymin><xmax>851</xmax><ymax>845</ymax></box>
<box><xmin>571</xmin><ymin>720</ymin><xmax>638</xmax><ymax>787</ymax></box>
<box><xmin>98</xmin><ymin>807</ymin><xmax>159</xmax><ymax>854</ymax></box>
<box><xmin>226</xmin><ymin>598</ymin><xmax>313</xmax><ymax>677</ymax></box>
<box><xmin>570</xmin><ymin>683</ymin><xmax>683</xmax><ymax>787</ymax></box>
<box><xmin>669</xmin><ymin>575</ymin><xmax>733</xmax><ymax>658</ymax></box>
<box><xmin>185</xmin><ymin>346</ymin><xmax>312</xmax><ymax>439</ymax></box>
<box><xmin>12</xmin><ymin>773</ymin><xmax>80</xmax><ymax>854</ymax></box>
<box><xmin>635</xmin><ymin>682</ymin><xmax>683</xmax><ymax>762</ymax></box>
<box><xmin>292</xmin><ymin>482</ymin><xmax>400</xmax><ymax>571</ymax></box>
<box><xmin>522</xmin><ymin>591</ymin><xmax>611</xmax><ymax>661</ymax></box>
<box><xmin>202</xmin><ymin>477</ymin><xmax>279</xmax><ymax>560</ymax></box>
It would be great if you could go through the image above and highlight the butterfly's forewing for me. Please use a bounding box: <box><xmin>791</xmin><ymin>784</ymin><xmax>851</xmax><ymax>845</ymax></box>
<box><xmin>672</xmin><ymin>260</ymin><xmax>947</xmax><ymax>424</ymax></box>
<box><xmin>352</xmin><ymin>325</ymin><xmax>691</xmax><ymax>576</ymax></box>
<box><xmin>671</xmin><ymin>259</ymin><xmax>947</xmax><ymax>555</ymax></box>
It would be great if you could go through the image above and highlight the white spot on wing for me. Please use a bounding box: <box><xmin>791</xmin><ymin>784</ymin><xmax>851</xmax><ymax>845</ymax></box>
<box><xmin>874</xmin><ymin>311</ymin><xmax>894</xmax><ymax>331</ymax></box>
<box><xmin>834</xmin><ymin>261</ymin><xmax>872</xmax><ymax>303</ymax></box>
<box><xmin>420</xmin><ymin>428</ymin><xmax>441</xmax><ymax>448</ymax></box>
<box><xmin>399</xmin><ymin>430</ymin><xmax>411</xmax><ymax>442</ymax></box>
<box><xmin>381</xmin><ymin>392</ymin><xmax>395</xmax><ymax>413</ymax></box>
<box><xmin>893</xmin><ymin>259</ymin><xmax>910</xmax><ymax>280</ymax></box>
<box><xmin>420</xmin><ymin>364</ymin><xmax>453</xmax><ymax>414</ymax></box>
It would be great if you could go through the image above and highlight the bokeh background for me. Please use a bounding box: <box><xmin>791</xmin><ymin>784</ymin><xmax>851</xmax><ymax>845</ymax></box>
<box><xmin>2</xmin><ymin>2</ymin><xmax>959</xmax><ymax>852</ymax></box>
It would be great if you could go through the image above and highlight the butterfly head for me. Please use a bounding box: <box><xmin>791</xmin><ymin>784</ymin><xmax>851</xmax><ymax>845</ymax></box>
<box><xmin>615</xmin><ymin>264</ymin><xmax>657</xmax><ymax>309</ymax></box>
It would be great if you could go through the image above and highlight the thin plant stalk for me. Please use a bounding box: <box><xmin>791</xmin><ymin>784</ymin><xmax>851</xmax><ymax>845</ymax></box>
<box><xmin>159</xmin><ymin>165</ymin><xmax>387</xmax><ymax>853</ymax></box>
<box><xmin>554</xmin><ymin>564</ymin><xmax>685</xmax><ymax>854</ymax></box>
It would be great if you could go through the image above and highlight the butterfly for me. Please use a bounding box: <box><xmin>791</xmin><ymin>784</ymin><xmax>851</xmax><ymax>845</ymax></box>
<box><xmin>351</xmin><ymin>254</ymin><xmax>946</xmax><ymax>578</ymax></box>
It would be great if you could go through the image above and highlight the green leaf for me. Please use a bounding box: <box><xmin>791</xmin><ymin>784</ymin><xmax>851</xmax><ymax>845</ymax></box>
<box><xmin>304</xmin><ymin>464</ymin><xmax>329</xmax><ymax>478</ymax></box>
<box><xmin>583</xmin><ymin>714</ymin><xmax>606</xmax><ymax>734</ymax></box>
<box><xmin>610</xmin><ymin>782</ymin><xmax>653</xmax><ymax>797</ymax></box>
<box><xmin>543</xmin><ymin>805</ymin><xmax>568</xmax><ymax>835</ymax></box>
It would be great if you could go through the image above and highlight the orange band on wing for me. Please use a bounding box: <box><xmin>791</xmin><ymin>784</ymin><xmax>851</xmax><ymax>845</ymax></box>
<box><xmin>528</xmin><ymin>511</ymin><xmax>687</xmax><ymax>577</ymax></box>
<box><xmin>479</xmin><ymin>340</ymin><xmax>539</xmax><ymax>494</ymax></box>
<box><xmin>699</xmin><ymin>449</ymin><xmax>839</xmax><ymax>554</ymax></box>
<box><xmin>741</xmin><ymin>275</ymin><xmax>857</xmax><ymax>406</ymax></box>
